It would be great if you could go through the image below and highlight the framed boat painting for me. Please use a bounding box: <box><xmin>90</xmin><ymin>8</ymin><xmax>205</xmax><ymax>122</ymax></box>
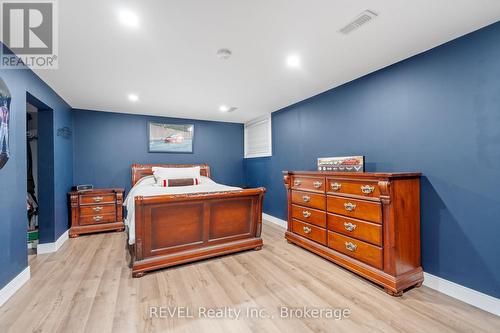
<box><xmin>148</xmin><ymin>122</ymin><xmax>194</xmax><ymax>153</ymax></box>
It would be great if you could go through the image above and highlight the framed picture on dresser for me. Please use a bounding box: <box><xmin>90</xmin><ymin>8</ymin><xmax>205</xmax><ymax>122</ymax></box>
<box><xmin>148</xmin><ymin>122</ymin><xmax>194</xmax><ymax>153</ymax></box>
<box><xmin>317</xmin><ymin>156</ymin><xmax>364</xmax><ymax>172</ymax></box>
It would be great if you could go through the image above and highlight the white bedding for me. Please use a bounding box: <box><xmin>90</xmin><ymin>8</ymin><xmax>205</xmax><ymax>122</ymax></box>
<box><xmin>124</xmin><ymin>176</ymin><xmax>241</xmax><ymax>244</ymax></box>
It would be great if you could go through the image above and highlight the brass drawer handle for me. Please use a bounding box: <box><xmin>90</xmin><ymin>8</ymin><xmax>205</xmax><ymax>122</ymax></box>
<box><xmin>361</xmin><ymin>185</ymin><xmax>375</xmax><ymax>194</ymax></box>
<box><xmin>92</xmin><ymin>206</ymin><xmax>103</xmax><ymax>212</ymax></box>
<box><xmin>294</xmin><ymin>180</ymin><xmax>301</xmax><ymax>186</ymax></box>
<box><xmin>344</xmin><ymin>202</ymin><xmax>356</xmax><ymax>212</ymax></box>
<box><xmin>93</xmin><ymin>215</ymin><xmax>103</xmax><ymax>221</ymax></box>
<box><xmin>345</xmin><ymin>242</ymin><xmax>357</xmax><ymax>252</ymax></box>
<box><xmin>303</xmin><ymin>226</ymin><xmax>312</xmax><ymax>234</ymax></box>
<box><xmin>344</xmin><ymin>222</ymin><xmax>357</xmax><ymax>232</ymax></box>
<box><xmin>302</xmin><ymin>195</ymin><xmax>311</xmax><ymax>203</ymax></box>
<box><xmin>313</xmin><ymin>181</ymin><xmax>322</xmax><ymax>188</ymax></box>
<box><xmin>330</xmin><ymin>182</ymin><xmax>341</xmax><ymax>191</ymax></box>
<box><xmin>93</xmin><ymin>196</ymin><xmax>104</xmax><ymax>203</ymax></box>
<box><xmin>302</xmin><ymin>210</ymin><xmax>311</xmax><ymax>218</ymax></box>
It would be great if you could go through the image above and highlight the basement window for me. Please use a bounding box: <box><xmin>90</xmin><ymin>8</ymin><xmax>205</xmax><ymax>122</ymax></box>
<box><xmin>244</xmin><ymin>115</ymin><xmax>272</xmax><ymax>158</ymax></box>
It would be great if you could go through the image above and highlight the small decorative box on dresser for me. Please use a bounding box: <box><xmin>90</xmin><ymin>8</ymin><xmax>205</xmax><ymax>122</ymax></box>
<box><xmin>283</xmin><ymin>171</ymin><xmax>422</xmax><ymax>296</ymax></box>
<box><xmin>69</xmin><ymin>188</ymin><xmax>125</xmax><ymax>237</ymax></box>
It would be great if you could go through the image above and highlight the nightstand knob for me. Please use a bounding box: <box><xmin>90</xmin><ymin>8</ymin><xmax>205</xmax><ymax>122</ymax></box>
<box><xmin>303</xmin><ymin>226</ymin><xmax>312</xmax><ymax>234</ymax></box>
<box><xmin>302</xmin><ymin>195</ymin><xmax>311</xmax><ymax>203</ymax></box>
<box><xmin>294</xmin><ymin>180</ymin><xmax>301</xmax><ymax>186</ymax></box>
<box><xmin>93</xmin><ymin>206</ymin><xmax>103</xmax><ymax>212</ymax></box>
<box><xmin>93</xmin><ymin>215</ymin><xmax>103</xmax><ymax>221</ymax></box>
<box><xmin>302</xmin><ymin>210</ymin><xmax>311</xmax><ymax>218</ymax></box>
<box><xmin>93</xmin><ymin>196</ymin><xmax>104</xmax><ymax>203</ymax></box>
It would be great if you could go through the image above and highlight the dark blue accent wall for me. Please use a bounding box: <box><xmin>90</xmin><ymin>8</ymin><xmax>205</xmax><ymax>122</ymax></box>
<box><xmin>0</xmin><ymin>45</ymin><xmax>73</xmax><ymax>288</ymax></box>
<box><xmin>245</xmin><ymin>22</ymin><xmax>500</xmax><ymax>298</ymax></box>
<box><xmin>72</xmin><ymin>109</ymin><xmax>244</xmax><ymax>193</ymax></box>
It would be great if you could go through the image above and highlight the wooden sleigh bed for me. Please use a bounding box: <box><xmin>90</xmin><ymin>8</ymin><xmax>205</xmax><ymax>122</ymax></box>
<box><xmin>128</xmin><ymin>163</ymin><xmax>265</xmax><ymax>277</ymax></box>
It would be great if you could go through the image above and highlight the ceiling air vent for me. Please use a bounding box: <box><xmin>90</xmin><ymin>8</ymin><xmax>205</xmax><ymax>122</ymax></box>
<box><xmin>339</xmin><ymin>10</ymin><xmax>378</xmax><ymax>35</ymax></box>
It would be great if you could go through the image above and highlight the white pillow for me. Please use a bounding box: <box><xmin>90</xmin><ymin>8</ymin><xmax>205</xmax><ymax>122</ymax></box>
<box><xmin>152</xmin><ymin>166</ymin><xmax>201</xmax><ymax>180</ymax></box>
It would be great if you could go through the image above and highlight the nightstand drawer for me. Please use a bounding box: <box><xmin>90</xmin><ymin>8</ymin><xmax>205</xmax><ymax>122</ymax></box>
<box><xmin>291</xmin><ymin>205</ymin><xmax>326</xmax><ymax>228</ymax></box>
<box><xmin>80</xmin><ymin>205</ymin><xmax>116</xmax><ymax>216</ymax></box>
<box><xmin>328</xmin><ymin>231</ymin><xmax>383</xmax><ymax>269</ymax></box>
<box><xmin>292</xmin><ymin>219</ymin><xmax>327</xmax><ymax>245</ymax></box>
<box><xmin>79</xmin><ymin>213</ymin><xmax>116</xmax><ymax>225</ymax></box>
<box><xmin>80</xmin><ymin>194</ymin><xmax>116</xmax><ymax>205</ymax></box>
<box><xmin>327</xmin><ymin>196</ymin><xmax>381</xmax><ymax>223</ymax></box>
<box><xmin>327</xmin><ymin>213</ymin><xmax>382</xmax><ymax>246</ymax></box>
<box><xmin>291</xmin><ymin>190</ymin><xmax>326</xmax><ymax>210</ymax></box>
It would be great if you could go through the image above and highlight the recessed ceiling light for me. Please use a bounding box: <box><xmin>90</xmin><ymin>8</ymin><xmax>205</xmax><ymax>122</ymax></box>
<box><xmin>286</xmin><ymin>54</ymin><xmax>301</xmax><ymax>69</ymax></box>
<box><xmin>118</xmin><ymin>9</ymin><xmax>139</xmax><ymax>27</ymax></box>
<box><xmin>219</xmin><ymin>105</ymin><xmax>238</xmax><ymax>113</ymax></box>
<box><xmin>128</xmin><ymin>94</ymin><xmax>139</xmax><ymax>102</ymax></box>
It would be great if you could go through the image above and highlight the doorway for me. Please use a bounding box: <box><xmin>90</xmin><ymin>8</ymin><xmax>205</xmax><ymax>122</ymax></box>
<box><xmin>27</xmin><ymin>103</ymin><xmax>39</xmax><ymax>254</ymax></box>
<box><xmin>26</xmin><ymin>92</ymin><xmax>55</xmax><ymax>256</ymax></box>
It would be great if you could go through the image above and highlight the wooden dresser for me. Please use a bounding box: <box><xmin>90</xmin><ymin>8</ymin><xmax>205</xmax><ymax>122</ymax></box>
<box><xmin>283</xmin><ymin>171</ymin><xmax>422</xmax><ymax>296</ymax></box>
<box><xmin>69</xmin><ymin>188</ymin><xmax>125</xmax><ymax>237</ymax></box>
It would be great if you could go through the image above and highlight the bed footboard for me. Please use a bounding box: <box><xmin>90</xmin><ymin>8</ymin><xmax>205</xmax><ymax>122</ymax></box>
<box><xmin>131</xmin><ymin>188</ymin><xmax>265</xmax><ymax>277</ymax></box>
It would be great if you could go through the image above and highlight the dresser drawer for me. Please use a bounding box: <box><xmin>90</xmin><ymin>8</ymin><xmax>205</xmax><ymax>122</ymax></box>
<box><xmin>291</xmin><ymin>205</ymin><xmax>326</xmax><ymax>228</ymax></box>
<box><xmin>328</xmin><ymin>231</ymin><xmax>383</xmax><ymax>269</ymax></box>
<box><xmin>327</xmin><ymin>178</ymin><xmax>380</xmax><ymax>198</ymax></box>
<box><xmin>291</xmin><ymin>176</ymin><xmax>326</xmax><ymax>193</ymax></box>
<box><xmin>80</xmin><ymin>194</ymin><xmax>116</xmax><ymax>205</ymax></box>
<box><xmin>327</xmin><ymin>213</ymin><xmax>382</xmax><ymax>246</ymax></box>
<box><xmin>79</xmin><ymin>204</ymin><xmax>116</xmax><ymax>216</ymax></box>
<box><xmin>79</xmin><ymin>213</ymin><xmax>116</xmax><ymax>225</ymax></box>
<box><xmin>292</xmin><ymin>190</ymin><xmax>326</xmax><ymax>210</ymax></box>
<box><xmin>327</xmin><ymin>196</ymin><xmax>381</xmax><ymax>223</ymax></box>
<box><xmin>292</xmin><ymin>219</ymin><xmax>327</xmax><ymax>245</ymax></box>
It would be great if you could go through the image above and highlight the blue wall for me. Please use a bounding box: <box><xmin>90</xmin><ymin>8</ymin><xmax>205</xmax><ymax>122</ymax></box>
<box><xmin>0</xmin><ymin>45</ymin><xmax>73</xmax><ymax>288</ymax></box>
<box><xmin>72</xmin><ymin>109</ymin><xmax>244</xmax><ymax>193</ymax></box>
<box><xmin>245</xmin><ymin>22</ymin><xmax>500</xmax><ymax>298</ymax></box>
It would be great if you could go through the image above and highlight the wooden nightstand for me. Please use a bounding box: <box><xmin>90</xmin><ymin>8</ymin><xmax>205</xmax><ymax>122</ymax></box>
<box><xmin>69</xmin><ymin>188</ymin><xmax>125</xmax><ymax>237</ymax></box>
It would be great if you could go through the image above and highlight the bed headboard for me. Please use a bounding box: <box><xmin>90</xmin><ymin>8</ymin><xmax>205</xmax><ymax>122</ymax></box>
<box><xmin>131</xmin><ymin>163</ymin><xmax>211</xmax><ymax>186</ymax></box>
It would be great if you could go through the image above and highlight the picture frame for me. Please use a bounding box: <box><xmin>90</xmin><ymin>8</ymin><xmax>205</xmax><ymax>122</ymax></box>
<box><xmin>148</xmin><ymin>122</ymin><xmax>194</xmax><ymax>153</ymax></box>
<box><xmin>0</xmin><ymin>77</ymin><xmax>12</xmax><ymax>170</ymax></box>
<box><xmin>317</xmin><ymin>156</ymin><xmax>365</xmax><ymax>172</ymax></box>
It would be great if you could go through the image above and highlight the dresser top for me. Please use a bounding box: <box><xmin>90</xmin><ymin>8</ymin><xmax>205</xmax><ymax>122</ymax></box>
<box><xmin>283</xmin><ymin>171</ymin><xmax>421</xmax><ymax>179</ymax></box>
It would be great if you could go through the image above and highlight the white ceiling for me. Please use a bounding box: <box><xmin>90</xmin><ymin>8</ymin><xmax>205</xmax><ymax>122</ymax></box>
<box><xmin>32</xmin><ymin>0</ymin><xmax>500</xmax><ymax>123</ymax></box>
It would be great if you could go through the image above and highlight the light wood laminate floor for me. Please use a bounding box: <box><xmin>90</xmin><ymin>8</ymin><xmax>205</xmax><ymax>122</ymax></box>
<box><xmin>1</xmin><ymin>221</ymin><xmax>498</xmax><ymax>333</ymax></box>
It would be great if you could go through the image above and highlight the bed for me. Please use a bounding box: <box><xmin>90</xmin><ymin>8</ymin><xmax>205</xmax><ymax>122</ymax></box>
<box><xmin>125</xmin><ymin>163</ymin><xmax>265</xmax><ymax>277</ymax></box>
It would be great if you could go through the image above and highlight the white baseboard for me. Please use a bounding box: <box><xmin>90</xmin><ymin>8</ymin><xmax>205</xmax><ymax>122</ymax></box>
<box><xmin>423</xmin><ymin>272</ymin><xmax>499</xmax><ymax>316</ymax></box>
<box><xmin>262</xmin><ymin>213</ymin><xmax>287</xmax><ymax>229</ymax></box>
<box><xmin>0</xmin><ymin>266</ymin><xmax>30</xmax><ymax>307</ymax></box>
<box><xmin>262</xmin><ymin>212</ymin><xmax>500</xmax><ymax>317</ymax></box>
<box><xmin>37</xmin><ymin>229</ymin><xmax>69</xmax><ymax>254</ymax></box>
